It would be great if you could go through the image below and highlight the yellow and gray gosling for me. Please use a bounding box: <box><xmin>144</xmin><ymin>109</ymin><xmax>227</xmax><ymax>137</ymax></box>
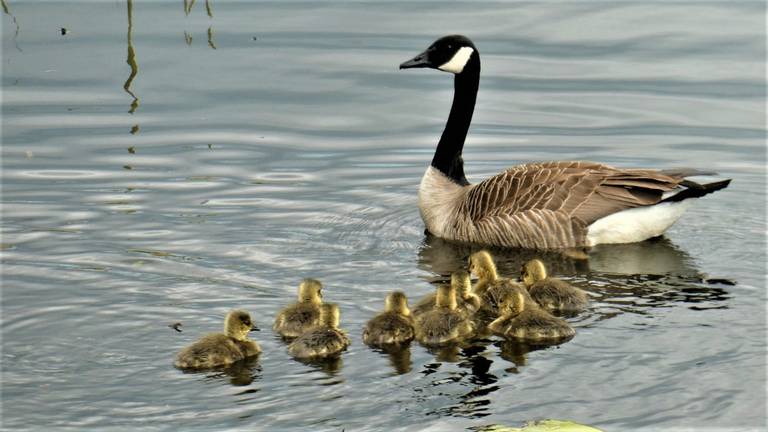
<box><xmin>412</xmin><ymin>271</ymin><xmax>480</xmax><ymax>318</ymax></box>
<box><xmin>415</xmin><ymin>284</ymin><xmax>474</xmax><ymax>345</ymax></box>
<box><xmin>488</xmin><ymin>292</ymin><xmax>575</xmax><ymax>343</ymax></box>
<box><xmin>469</xmin><ymin>250</ymin><xmax>531</xmax><ymax>316</ymax></box>
<box><xmin>522</xmin><ymin>259</ymin><xmax>588</xmax><ymax>313</ymax></box>
<box><xmin>273</xmin><ymin>278</ymin><xmax>323</xmax><ymax>338</ymax></box>
<box><xmin>288</xmin><ymin>303</ymin><xmax>350</xmax><ymax>359</ymax></box>
<box><xmin>175</xmin><ymin>309</ymin><xmax>261</xmax><ymax>369</ymax></box>
<box><xmin>363</xmin><ymin>291</ymin><xmax>415</xmax><ymax>346</ymax></box>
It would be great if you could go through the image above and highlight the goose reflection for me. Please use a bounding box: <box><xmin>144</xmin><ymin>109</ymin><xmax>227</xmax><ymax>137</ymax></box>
<box><xmin>417</xmin><ymin>233</ymin><xmax>731</xmax><ymax>317</ymax></box>
<box><xmin>180</xmin><ymin>357</ymin><xmax>261</xmax><ymax>387</ymax></box>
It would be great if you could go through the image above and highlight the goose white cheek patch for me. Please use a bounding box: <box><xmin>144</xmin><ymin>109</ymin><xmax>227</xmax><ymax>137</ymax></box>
<box><xmin>438</xmin><ymin>46</ymin><xmax>474</xmax><ymax>73</ymax></box>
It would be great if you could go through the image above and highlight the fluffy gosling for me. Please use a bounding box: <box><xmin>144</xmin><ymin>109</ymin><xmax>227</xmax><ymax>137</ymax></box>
<box><xmin>469</xmin><ymin>250</ymin><xmax>532</xmax><ymax>316</ymax></box>
<box><xmin>488</xmin><ymin>292</ymin><xmax>575</xmax><ymax>343</ymax></box>
<box><xmin>273</xmin><ymin>278</ymin><xmax>323</xmax><ymax>338</ymax></box>
<box><xmin>522</xmin><ymin>259</ymin><xmax>588</xmax><ymax>313</ymax></box>
<box><xmin>412</xmin><ymin>271</ymin><xmax>481</xmax><ymax>318</ymax></box>
<box><xmin>363</xmin><ymin>291</ymin><xmax>415</xmax><ymax>346</ymax></box>
<box><xmin>175</xmin><ymin>309</ymin><xmax>260</xmax><ymax>369</ymax></box>
<box><xmin>415</xmin><ymin>284</ymin><xmax>474</xmax><ymax>345</ymax></box>
<box><xmin>288</xmin><ymin>303</ymin><xmax>350</xmax><ymax>359</ymax></box>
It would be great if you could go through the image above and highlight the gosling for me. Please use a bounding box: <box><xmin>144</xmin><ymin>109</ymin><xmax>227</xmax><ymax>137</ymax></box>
<box><xmin>174</xmin><ymin>309</ymin><xmax>261</xmax><ymax>369</ymax></box>
<box><xmin>412</xmin><ymin>271</ymin><xmax>481</xmax><ymax>317</ymax></box>
<box><xmin>273</xmin><ymin>278</ymin><xmax>323</xmax><ymax>338</ymax></box>
<box><xmin>363</xmin><ymin>291</ymin><xmax>415</xmax><ymax>346</ymax></box>
<box><xmin>288</xmin><ymin>303</ymin><xmax>350</xmax><ymax>359</ymax></box>
<box><xmin>469</xmin><ymin>250</ymin><xmax>532</xmax><ymax>315</ymax></box>
<box><xmin>488</xmin><ymin>291</ymin><xmax>575</xmax><ymax>343</ymax></box>
<box><xmin>415</xmin><ymin>284</ymin><xmax>474</xmax><ymax>346</ymax></box>
<box><xmin>522</xmin><ymin>259</ymin><xmax>589</xmax><ymax>313</ymax></box>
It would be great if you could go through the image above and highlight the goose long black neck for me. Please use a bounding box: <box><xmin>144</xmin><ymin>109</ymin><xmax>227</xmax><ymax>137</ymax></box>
<box><xmin>432</xmin><ymin>52</ymin><xmax>480</xmax><ymax>186</ymax></box>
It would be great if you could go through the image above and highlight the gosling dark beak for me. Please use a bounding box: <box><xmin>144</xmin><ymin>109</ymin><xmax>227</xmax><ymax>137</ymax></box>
<box><xmin>399</xmin><ymin>50</ymin><xmax>431</xmax><ymax>69</ymax></box>
<box><xmin>250</xmin><ymin>325</ymin><xmax>260</xmax><ymax>332</ymax></box>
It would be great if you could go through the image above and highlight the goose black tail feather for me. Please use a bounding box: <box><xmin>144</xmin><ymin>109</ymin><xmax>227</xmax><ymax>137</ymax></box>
<box><xmin>661</xmin><ymin>179</ymin><xmax>732</xmax><ymax>203</ymax></box>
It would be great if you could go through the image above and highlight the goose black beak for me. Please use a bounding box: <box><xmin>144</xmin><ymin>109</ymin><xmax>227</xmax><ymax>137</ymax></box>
<box><xmin>250</xmin><ymin>325</ymin><xmax>260</xmax><ymax>332</ymax></box>
<box><xmin>400</xmin><ymin>50</ymin><xmax>431</xmax><ymax>69</ymax></box>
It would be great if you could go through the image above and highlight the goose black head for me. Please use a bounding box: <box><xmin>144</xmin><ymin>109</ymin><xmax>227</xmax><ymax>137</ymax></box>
<box><xmin>400</xmin><ymin>35</ymin><xmax>478</xmax><ymax>74</ymax></box>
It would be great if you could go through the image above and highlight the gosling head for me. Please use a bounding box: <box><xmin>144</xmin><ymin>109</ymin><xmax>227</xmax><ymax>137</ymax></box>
<box><xmin>224</xmin><ymin>309</ymin><xmax>256</xmax><ymax>341</ymax></box>
<box><xmin>399</xmin><ymin>34</ymin><xmax>479</xmax><ymax>75</ymax></box>
<box><xmin>521</xmin><ymin>259</ymin><xmax>548</xmax><ymax>288</ymax></box>
<box><xmin>435</xmin><ymin>284</ymin><xmax>458</xmax><ymax>310</ymax></box>
<box><xmin>298</xmin><ymin>278</ymin><xmax>323</xmax><ymax>304</ymax></box>
<box><xmin>451</xmin><ymin>270</ymin><xmax>472</xmax><ymax>297</ymax></box>
<box><xmin>498</xmin><ymin>291</ymin><xmax>527</xmax><ymax>317</ymax></box>
<box><xmin>319</xmin><ymin>303</ymin><xmax>341</xmax><ymax>328</ymax></box>
<box><xmin>385</xmin><ymin>291</ymin><xmax>411</xmax><ymax>316</ymax></box>
<box><xmin>468</xmin><ymin>250</ymin><xmax>497</xmax><ymax>281</ymax></box>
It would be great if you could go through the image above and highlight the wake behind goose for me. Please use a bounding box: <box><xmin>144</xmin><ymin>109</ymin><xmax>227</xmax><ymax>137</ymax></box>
<box><xmin>400</xmin><ymin>35</ymin><xmax>731</xmax><ymax>250</ymax></box>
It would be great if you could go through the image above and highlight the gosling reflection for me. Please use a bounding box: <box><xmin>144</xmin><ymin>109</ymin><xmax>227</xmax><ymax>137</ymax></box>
<box><xmin>293</xmin><ymin>355</ymin><xmax>344</xmax><ymax>376</ymax></box>
<box><xmin>425</xmin><ymin>343</ymin><xmax>462</xmax><ymax>363</ymax></box>
<box><xmin>195</xmin><ymin>357</ymin><xmax>261</xmax><ymax>386</ymax></box>
<box><xmin>497</xmin><ymin>339</ymin><xmax>557</xmax><ymax>374</ymax></box>
<box><xmin>372</xmin><ymin>344</ymin><xmax>413</xmax><ymax>375</ymax></box>
<box><xmin>416</xmin><ymin>342</ymin><xmax>499</xmax><ymax>418</ymax></box>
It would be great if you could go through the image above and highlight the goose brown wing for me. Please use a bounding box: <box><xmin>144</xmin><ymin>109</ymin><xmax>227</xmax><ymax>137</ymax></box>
<box><xmin>461</xmin><ymin>161</ymin><xmax>682</xmax><ymax>248</ymax></box>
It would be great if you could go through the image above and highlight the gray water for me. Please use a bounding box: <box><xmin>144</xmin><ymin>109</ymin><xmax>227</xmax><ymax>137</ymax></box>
<box><xmin>1</xmin><ymin>1</ymin><xmax>766</xmax><ymax>431</ymax></box>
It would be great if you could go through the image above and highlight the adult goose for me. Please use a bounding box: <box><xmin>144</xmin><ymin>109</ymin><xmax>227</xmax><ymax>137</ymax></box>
<box><xmin>400</xmin><ymin>35</ymin><xmax>731</xmax><ymax>250</ymax></box>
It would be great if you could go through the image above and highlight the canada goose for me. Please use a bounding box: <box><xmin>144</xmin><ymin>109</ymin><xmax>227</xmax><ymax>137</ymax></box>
<box><xmin>363</xmin><ymin>291</ymin><xmax>415</xmax><ymax>346</ymax></box>
<box><xmin>412</xmin><ymin>271</ymin><xmax>480</xmax><ymax>317</ymax></box>
<box><xmin>288</xmin><ymin>303</ymin><xmax>350</xmax><ymax>359</ymax></box>
<box><xmin>174</xmin><ymin>309</ymin><xmax>261</xmax><ymax>369</ymax></box>
<box><xmin>400</xmin><ymin>35</ymin><xmax>731</xmax><ymax>250</ymax></box>
<box><xmin>521</xmin><ymin>259</ymin><xmax>589</xmax><ymax>313</ymax></box>
<box><xmin>415</xmin><ymin>284</ymin><xmax>474</xmax><ymax>345</ymax></box>
<box><xmin>488</xmin><ymin>291</ymin><xmax>575</xmax><ymax>343</ymax></box>
<box><xmin>273</xmin><ymin>278</ymin><xmax>323</xmax><ymax>338</ymax></box>
<box><xmin>468</xmin><ymin>250</ymin><xmax>531</xmax><ymax>316</ymax></box>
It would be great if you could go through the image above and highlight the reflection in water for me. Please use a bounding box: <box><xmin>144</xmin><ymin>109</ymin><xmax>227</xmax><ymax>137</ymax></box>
<box><xmin>418</xmin><ymin>342</ymin><xmax>499</xmax><ymax>418</ymax></box>
<box><xmin>293</xmin><ymin>355</ymin><xmax>344</xmax><ymax>377</ymax></box>
<box><xmin>496</xmin><ymin>340</ymin><xmax>556</xmax><ymax>374</ymax></box>
<box><xmin>411</xmin><ymin>232</ymin><xmax>734</xmax><ymax>415</ymax></box>
<box><xmin>417</xmin><ymin>233</ymin><xmax>590</xmax><ymax>281</ymax></box>
<box><xmin>207</xmin><ymin>26</ymin><xmax>216</xmax><ymax>50</ymax></box>
<box><xmin>372</xmin><ymin>344</ymin><xmax>412</xmax><ymax>375</ymax></box>
<box><xmin>181</xmin><ymin>357</ymin><xmax>262</xmax><ymax>387</ymax></box>
<box><xmin>1</xmin><ymin>0</ymin><xmax>22</xmax><ymax>52</ymax></box>
<box><xmin>182</xmin><ymin>0</ymin><xmax>216</xmax><ymax>49</ymax></box>
<box><xmin>183</xmin><ymin>0</ymin><xmax>196</xmax><ymax>16</ymax></box>
<box><xmin>417</xmin><ymin>233</ymin><xmax>731</xmax><ymax>319</ymax></box>
<box><xmin>124</xmin><ymin>0</ymin><xmax>139</xmax><ymax>115</ymax></box>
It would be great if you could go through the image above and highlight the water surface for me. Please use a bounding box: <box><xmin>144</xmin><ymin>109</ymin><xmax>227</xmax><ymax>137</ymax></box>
<box><xmin>1</xmin><ymin>1</ymin><xmax>766</xmax><ymax>431</ymax></box>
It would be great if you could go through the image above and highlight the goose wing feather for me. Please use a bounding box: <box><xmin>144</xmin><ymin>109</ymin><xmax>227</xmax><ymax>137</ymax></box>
<box><xmin>461</xmin><ymin>161</ymin><xmax>684</xmax><ymax>248</ymax></box>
